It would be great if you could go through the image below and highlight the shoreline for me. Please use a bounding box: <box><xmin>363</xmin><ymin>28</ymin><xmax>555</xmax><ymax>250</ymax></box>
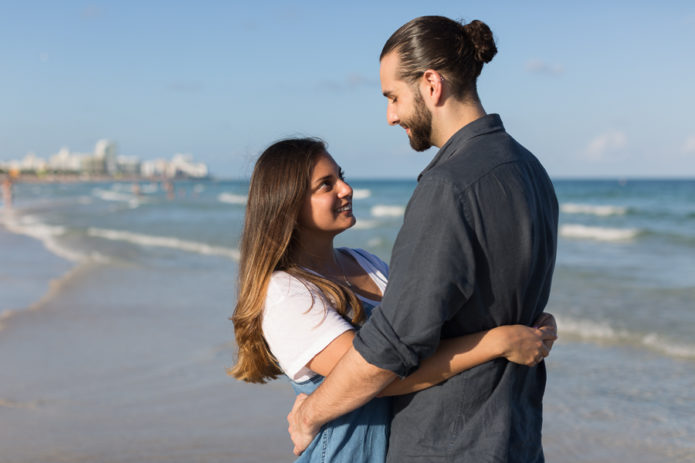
<box><xmin>0</xmin><ymin>220</ymin><xmax>77</xmax><ymax>330</ymax></box>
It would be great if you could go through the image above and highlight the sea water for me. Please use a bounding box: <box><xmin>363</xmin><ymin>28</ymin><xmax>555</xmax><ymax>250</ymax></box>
<box><xmin>0</xmin><ymin>178</ymin><xmax>693</xmax><ymax>462</ymax></box>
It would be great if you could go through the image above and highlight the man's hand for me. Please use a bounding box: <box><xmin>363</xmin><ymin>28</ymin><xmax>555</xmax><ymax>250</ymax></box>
<box><xmin>287</xmin><ymin>393</ymin><xmax>320</xmax><ymax>456</ymax></box>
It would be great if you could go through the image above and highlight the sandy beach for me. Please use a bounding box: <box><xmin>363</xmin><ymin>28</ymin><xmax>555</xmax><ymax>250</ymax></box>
<box><xmin>2</xmin><ymin>251</ymin><xmax>691</xmax><ymax>462</ymax></box>
<box><xmin>0</xmin><ymin>226</ymin><xmax>294</xmax><ymax>462</ymax></box>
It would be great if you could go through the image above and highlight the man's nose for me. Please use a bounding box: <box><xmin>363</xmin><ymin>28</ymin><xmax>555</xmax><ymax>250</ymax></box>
<box><xmin>387</xmin><ymin>104</ymin><xmax>399</xmax><ymax>126</ymax></box>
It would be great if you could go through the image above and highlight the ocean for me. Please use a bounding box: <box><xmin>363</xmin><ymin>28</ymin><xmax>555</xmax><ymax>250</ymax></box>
<box><xmin>1</xmin><ymin>178</ymin><xmax>693</xmax><ymax>462</ymax></box>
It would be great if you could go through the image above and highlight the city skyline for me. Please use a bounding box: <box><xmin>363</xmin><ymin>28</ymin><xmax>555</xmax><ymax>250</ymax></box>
<box><xmin>1</xmin><ymin>139</ymin><xmax>209</xmax><ymax>179</ymax></box>
<box><xmin>2</xmin><ymin>1</ymin><xmax>694</xmax><ymax>179</ymax></box>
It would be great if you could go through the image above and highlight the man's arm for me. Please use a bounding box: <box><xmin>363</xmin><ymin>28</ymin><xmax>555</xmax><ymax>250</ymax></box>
<box><xmin>287</xmin><ymin>346</ymin><xmax>396</xmax><ymax>456</ymax></box>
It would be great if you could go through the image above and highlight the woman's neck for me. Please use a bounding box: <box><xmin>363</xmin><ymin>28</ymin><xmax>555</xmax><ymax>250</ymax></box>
<box><xmin>294</xmin><ymin>235</ymin><xmax>340</xmax><ymax>276</ymax></box>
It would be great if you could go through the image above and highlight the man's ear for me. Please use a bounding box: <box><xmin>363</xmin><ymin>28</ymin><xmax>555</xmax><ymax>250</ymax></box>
<box><xmin>421</xmin><ymin>69</ymin><xmax>444</xmax><ymax>106</ymax></box>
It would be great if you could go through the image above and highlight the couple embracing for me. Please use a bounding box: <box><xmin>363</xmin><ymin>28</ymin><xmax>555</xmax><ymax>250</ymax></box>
<box><xmin>231</xmin><ymin>15</ymin><xmax>559</xmax><ymax>463</ymax></box>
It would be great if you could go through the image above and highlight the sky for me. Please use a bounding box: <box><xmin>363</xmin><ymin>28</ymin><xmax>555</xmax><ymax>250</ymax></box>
<box><xmin>2</xmin><ymin>1</ymin><xmax>694</xmax><ymax>179</ymax></box>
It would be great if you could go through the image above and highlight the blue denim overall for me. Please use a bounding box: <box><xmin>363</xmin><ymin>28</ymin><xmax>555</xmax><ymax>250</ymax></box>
<box><xmin>289</xmin><ymin>299</ymin><xmax>390</xmax><ymax>463</ymax></box>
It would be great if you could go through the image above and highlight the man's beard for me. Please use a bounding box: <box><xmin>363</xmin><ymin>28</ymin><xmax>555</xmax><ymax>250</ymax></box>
<box><xmin>405</xmin><ymin>89</ymin><xmax>433</xmax><ymax>152</ymax></box>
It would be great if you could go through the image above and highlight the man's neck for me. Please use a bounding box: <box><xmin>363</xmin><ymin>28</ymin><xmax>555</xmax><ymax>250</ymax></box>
<box><xmin>431</xmin><ymin>100</ymin><xmax>487</xmax><ymax>148</ymax></box>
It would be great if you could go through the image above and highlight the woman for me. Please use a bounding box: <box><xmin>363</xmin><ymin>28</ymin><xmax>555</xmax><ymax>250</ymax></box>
<box><xmin>231</xmin><ymin>138</ymin><xmax>556</xmax><ymax>462</ymax></box>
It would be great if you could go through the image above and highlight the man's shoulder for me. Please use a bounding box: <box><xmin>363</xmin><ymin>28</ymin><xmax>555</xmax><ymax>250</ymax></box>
<box><xmin>424</xmin><ymin>132</ymin><xmax>542</xmax><ymax>192</ymax></box>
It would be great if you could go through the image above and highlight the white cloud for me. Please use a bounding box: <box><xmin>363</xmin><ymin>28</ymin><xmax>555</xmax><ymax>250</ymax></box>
<box><xmin>81</xmin><ymin>5</ymin><xmax>104</xmax><ymax>19</ymax></box>
<box><xmin>167</xmin><ymin>81</ymin><xmax>205</xmax><ymax>93</ymax></box>
<box><xmin>317</xmin><ymin>73</ymin><xmax>378</xmax><ymax>92</ymax></box>
<box><xmin>525</xmin><ymin>59</ymin><xmax>564</xmax><ymax>76</ymax></box>
<box><xmin>683</xmin><ymin>135</ymin><xmax>695</xmax><ymax>154</ymax></box>
<box><xmin>585</xmin><ymin>130</ymin><xmax>628</xmax><ymax>160</ymax></box>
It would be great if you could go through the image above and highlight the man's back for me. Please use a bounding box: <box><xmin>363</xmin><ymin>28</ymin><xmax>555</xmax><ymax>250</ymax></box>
<box><xmin>354</xmin><ymin>115</ymin><xmax>558</xmax><ymax>462</ymax></box>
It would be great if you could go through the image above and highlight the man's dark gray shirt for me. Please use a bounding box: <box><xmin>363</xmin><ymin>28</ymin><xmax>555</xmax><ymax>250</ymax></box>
<box><xmin>354</xmin><ymin>114</ymin><xmax>558</xmax><ymax>462</ymax></box>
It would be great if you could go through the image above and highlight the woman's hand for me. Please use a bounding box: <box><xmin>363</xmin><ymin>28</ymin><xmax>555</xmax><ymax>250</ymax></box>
<box><xmin>492</xmin><ymin>317</ymin><xmax>558</xmax><ymax>367</ymax></box>
<box><xmin>533</xmin><ymin>312</ymin><xmax>558</xmax><ymax>351</ymax></box>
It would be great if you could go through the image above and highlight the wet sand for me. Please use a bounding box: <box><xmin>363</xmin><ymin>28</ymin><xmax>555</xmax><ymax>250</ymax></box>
<box><xmin>0</xmin><ymin>256</ymin><xmax>295</xmax><ymax>463</ymax></box>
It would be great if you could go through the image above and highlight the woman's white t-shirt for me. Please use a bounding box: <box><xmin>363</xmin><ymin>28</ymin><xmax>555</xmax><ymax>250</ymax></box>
<box><xmin>262</xmin><ymin>248</ymin><xmax>389</xmax><ymax>382</ymax></box>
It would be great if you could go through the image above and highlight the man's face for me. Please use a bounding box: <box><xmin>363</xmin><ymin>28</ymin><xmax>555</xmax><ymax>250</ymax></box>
<box><xmin>380</xmin><ymin>52</ymin><xmax>433</xmax><ymax>152</ymax></box>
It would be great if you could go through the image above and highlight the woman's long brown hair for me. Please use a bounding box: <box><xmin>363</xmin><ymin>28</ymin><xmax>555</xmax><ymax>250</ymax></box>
<box><xmin>229</xmin><ymin>138</ymin><xmax>365</xmax><ymax>384</ymax></box>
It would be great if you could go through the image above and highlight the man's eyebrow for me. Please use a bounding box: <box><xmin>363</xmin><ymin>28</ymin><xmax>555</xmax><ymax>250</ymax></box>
<box><xmin>382</xmin><ymin>90</ymin><xmax>393</xmax><ymax>98</ymax></box>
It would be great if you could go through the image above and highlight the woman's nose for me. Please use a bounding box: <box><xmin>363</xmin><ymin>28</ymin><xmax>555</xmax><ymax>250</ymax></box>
<box><xmin>338</xmin><ymin>179</ymin><xmax>352</xmax><ymax>198</ymax></box>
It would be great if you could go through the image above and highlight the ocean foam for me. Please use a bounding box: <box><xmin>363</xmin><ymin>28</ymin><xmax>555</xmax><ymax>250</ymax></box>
<box><xmin>560</xmin><ymin>224</ymin><xmax>639</xmax><ymax>242</ymax></box>
<box><xmin>558</xmin><ymin>316</ymin><xmax>695</xmax><ymax>360</ymax></box>
<box><xmin>371</xmin><ymin>205</ymin><xmax>405</xmax><ymax>218</ymax></box>
<box><xmin>92</xmin><ymin>188</ymin><xmax>142</xmax><ymax>208</ymax></box>
<box><xmin>557</xmin><ymin>316</ymin><xmax>629</xmax><ymax>340</ymax></box>
<box><xmin>561</xmin><ymin>203</ymin><xmax>628</xmax><ymax>216</ymax></box>
<box><xmin>87</xmin><ymin>228</ymin><xmax>240</xmax><ymax>261</ymax></box>
<box><xmin>1</xmin><ymin>213</ymin><xmax>95</xmax><ymax>263</ymax></box>
<box><xmin>352</xmin><ymin>189</ymin><xmax>371</xmax><ymax>200</ymax></box>
<box><xmin>642</xmin><ymin>333</ymin><xmax>695</xmax><ymax>359</ymax></box>
<box><xmin>141</xmin><ymin>183</ymin><xmax>160</xmax><ymax>194</ymax></box>
<box><xmin>353</xmin><ymin>219</ymin><xmax>380</xmax><ymax>230</ymax></box>
<box><xmin>218</xmin><ymin>193</ymin><xmax>247</xmax><ymax>205</ymax></box>
<box><xmin>92</xmin><ymin>188</ymin><xmax>134</xmax><ymax>202</ymax></box>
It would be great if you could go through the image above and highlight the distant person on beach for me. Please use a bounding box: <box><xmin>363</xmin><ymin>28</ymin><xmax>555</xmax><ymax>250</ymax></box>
<box><xmin>2</xmin><ymin>177</ymin><xmax>13</xmax><ymax>210</ymax></box>
<box><xmin>230</xmin><ymin>138</ymin><xmax>557</xmax><ymax>462</ymax></box>
<box><xmin>287</xmin><ymin>16</ymin><xmax>559</xmax><ymax>462</ymax></box>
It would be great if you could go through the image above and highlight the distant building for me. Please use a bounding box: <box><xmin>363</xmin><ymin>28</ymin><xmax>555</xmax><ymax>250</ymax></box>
<box><xmin>95</xmin><ymin>140</ymin><xmax>118</xmax><ymax>175</ymax></box>
<box><xmin>141</xmin><ymin>158</ymin><xmax>169</xmax><ymax>178</ymax></box>
<box><xmin>116</xmin><ymin>155</ymin><xmax>141</xmax><ymax>176</ymax></box>
<box><xmin>1</xmin><ymin>140</ymin><xmax>210</xmax><ymax>179</ymax></box>
<box><xmin>13</xmin><ymin>152</ymin><xmax>48</xmax><ymax>174</ymax></box>
<box><xmin>166</xmin><ymin>154</ymin><xmax>208</xmax><ymax>179</ymax></box>
<box><xmin>49</xmin><ymin>147</ymin><xmax>82</xmax><ymax>173</ymax></box>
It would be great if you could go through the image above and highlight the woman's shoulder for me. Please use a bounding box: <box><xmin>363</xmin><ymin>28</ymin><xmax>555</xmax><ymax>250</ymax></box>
<box><xmin>266</xmin><ymin>270</ymin><xmax>317</xmax><ymax>304</ymax></box>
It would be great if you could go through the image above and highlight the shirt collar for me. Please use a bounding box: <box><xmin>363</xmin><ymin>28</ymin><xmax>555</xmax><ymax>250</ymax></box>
<box><xmin>418</xmin><ymin>113</ymin><xmax>505</xmax><ymax>181</ymax></box>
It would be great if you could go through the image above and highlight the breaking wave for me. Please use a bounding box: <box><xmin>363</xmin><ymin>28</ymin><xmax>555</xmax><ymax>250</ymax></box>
<box><xmin>560</xmin><ymin>203</ymin><xmax>628</xmax><ymax>216</ymax></box>
<box><xmin>371</xmin><ymin>205</ymin><xmax>405</xmax><ymax>218</ymax></box>
<box><xmin>352</xmin><ymin>189</ymin><xmax>371</xmax><ymax>200</ymax></box>
<box><xmin>558</xmin><ymin>316</ymin><xmax>695</xmax><ymax>360</ymax></box>
<box><xmin>218</xmin><ymin>193</ymin><xmax>247</xmax><ymax>205</ymax></box>
<box><xmin>87</xmin><ymin>228</ymin><xmax>240</xmax><ymax>261</ymax></box>
<box><xmin>560</xmin><ymin>224</ymin><xmax>640</xmax><ymax>242</ymax></box>
<box><xmin>1</xmin><ymin>212</ymin><xmax>102</xmax><ymax>262</ymax></box>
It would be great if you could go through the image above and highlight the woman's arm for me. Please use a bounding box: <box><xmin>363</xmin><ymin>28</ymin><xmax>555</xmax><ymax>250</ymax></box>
<box><xmin>378</xmin><ymin>321</ymin><xmax>556</xmax><ymax>396</ymax></box>
<box><xmin>307</xmin><ymin>313</ymin><xmax>558</xmax><ymax>396</ymax></box>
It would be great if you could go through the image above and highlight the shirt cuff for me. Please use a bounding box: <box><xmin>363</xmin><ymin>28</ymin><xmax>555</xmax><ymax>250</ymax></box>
<box><xmin>353</xmin><ymin>307</ymin><xmax>420</xmax><ymax>378</ymax></box>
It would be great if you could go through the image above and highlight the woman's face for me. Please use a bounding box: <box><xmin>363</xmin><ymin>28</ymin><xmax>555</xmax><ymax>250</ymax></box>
<box><xmin>298</xmin><ymin>152</ymin><xmax>355</xmax><ymax>237</ymax></box>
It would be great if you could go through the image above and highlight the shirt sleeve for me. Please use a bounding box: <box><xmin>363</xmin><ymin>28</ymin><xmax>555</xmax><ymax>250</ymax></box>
<box><xmin>354</xmin><ymin>175</ymin><xmax>476</xmax><ymax>377</ymax></box>
<box><xmin>262</xmin><ymin>272</ymin><xmax>354</xmax><ymax>381</ymax></box>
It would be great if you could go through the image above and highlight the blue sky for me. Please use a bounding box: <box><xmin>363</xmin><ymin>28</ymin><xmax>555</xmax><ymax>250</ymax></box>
<box><xmin>2</xmin><ymin>1</ymin><xmax>694</xmax><ymax>179</ymax></box>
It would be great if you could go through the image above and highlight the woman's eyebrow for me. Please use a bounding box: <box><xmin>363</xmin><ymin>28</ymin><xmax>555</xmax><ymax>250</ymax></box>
<box><xmin>313</xmin><ymin>174</ymin><xmax>334</xmax><ymax>186</ymax></box>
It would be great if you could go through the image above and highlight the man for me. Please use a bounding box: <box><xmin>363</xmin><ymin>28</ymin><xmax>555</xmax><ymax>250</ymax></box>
<box><xmin>288</xmin><ymin>16</ymin><xmax>558</xmax><ymax>462</ymax></box>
